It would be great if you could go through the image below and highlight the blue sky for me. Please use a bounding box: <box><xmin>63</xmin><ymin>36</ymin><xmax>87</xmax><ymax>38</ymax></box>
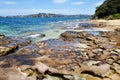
<box><xmin>0</xmin><ymin>0</ymin><xmax>105</xmax><ymax>16</ymax></box>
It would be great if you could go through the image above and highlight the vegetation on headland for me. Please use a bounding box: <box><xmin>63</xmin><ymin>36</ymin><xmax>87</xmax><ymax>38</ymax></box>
<box><xmin>93</xmin><ymin>0</ymin><xmax>120</xmax><ymax>19</ymax></box>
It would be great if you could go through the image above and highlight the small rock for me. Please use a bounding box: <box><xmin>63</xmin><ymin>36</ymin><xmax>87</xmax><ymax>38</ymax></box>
<box><xmin>64</xmin><ymin>74</ymin><xmax>74</xmax><ymax>80</ymax></box>
<box><xmin>86</xmin><ymin>36</ymin><xmax>96</xmax><ymax>41</ymax></box>
<box><xmin>115</xmin><ymin>28</ymin><xmax>120</xmax><ymax>32</ymax></box>
<box><xmin>80</xmin><ymin>78</ymin><xmax>86</xmax><ymax>80</ymax></box>
<box><xmin>0</xmin><ymin>34</ymin><xmax>5</xmax><ymax>38</ymax></box>
<box><xmin>115</xmin><ymin>49</ymin><xmax>120</xmax><ymax>53</ymax></box>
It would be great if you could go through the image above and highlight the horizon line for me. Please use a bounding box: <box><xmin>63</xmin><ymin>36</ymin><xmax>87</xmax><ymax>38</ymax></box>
<box><xmin>0</xmin><ymin>12</ymin><xmax>92</xmax><ymax>17</ymax></box>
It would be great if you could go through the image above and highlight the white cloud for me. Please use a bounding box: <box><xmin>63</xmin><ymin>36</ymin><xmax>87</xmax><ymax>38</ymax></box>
<box><xmin>4</xmin><ymin>1</ymin><xmax>17</xmax><ymax>5</ymax></box>
<box><xmin>71</xmin><ymin>1</ymin><xmax>84</xmax><ymax>5</ymax></box>
<box><xmin>53</xmin><ymin>0</ymin><xmax>68</xmax><ymax>4</ymax></box>
<box><xmin>95</xmin><ymin>2</ymin><xmax>103</xmax><ymax>6</ymax></box>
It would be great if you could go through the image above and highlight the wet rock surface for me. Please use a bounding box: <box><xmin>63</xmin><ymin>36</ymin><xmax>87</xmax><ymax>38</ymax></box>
<box><xmin>0</xmin><ymin>29</ymin><xmax>120</xmax><ymax>80</ymax></box>
<box><xmin>0</xmin><ymin>35</ymin><xmax>31</xmax><ymax>56</ymax></box>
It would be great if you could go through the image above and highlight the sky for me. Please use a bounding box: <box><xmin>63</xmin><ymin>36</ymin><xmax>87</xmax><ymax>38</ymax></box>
<box><xmin>0</xmin><ymin>0</ymin><xmax>105</xmax><ymax>16</ymax></box>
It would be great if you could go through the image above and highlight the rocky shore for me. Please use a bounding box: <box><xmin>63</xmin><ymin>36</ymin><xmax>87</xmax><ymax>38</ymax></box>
<box><xmin>0</xmin><ymin>20</ymin><xmax>120</xmax><ymax>80</ymax></box>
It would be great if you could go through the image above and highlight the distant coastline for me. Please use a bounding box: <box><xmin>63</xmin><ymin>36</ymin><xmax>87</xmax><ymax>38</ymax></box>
<box><xmin>0</xmin><ymin>13</ymin><xmax>91</xmax><ymax>18</ymax></box>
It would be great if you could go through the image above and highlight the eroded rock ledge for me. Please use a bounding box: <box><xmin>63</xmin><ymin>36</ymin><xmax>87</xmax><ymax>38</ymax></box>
<box><xmin>0</xmin><ymin>29</ymin><xmax>120</xmax><ymax>80</ymax></box>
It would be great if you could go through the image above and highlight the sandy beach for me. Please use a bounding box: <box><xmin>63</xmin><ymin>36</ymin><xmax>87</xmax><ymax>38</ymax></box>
<box><xmin>90</xmin><ymin>19</ymin><xmax>120</xmax><ymax>31</ymax></box>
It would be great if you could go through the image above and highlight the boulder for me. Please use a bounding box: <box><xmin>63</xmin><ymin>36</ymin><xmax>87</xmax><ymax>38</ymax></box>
<box><xmin>81</xmin><ymin>61</ymin><xmax>110</xmax><ymax>77</ymax></box>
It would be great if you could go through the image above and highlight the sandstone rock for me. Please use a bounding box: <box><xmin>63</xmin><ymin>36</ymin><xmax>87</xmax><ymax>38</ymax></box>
<box><xmin>81</xmin><ymin>61</ymin><xmax>110</xmax><ymax>77</ymax></box>
<box><xmin>60</xmin><ymin>31</ymin><xmax>87</xmax><ymax>41</ymax></box>
<box><xmin>111</xmin><ymin>63</ymin><xmax>120</xmax><ymax>74</ymax></box>
<box><xmin>115</xmin><ymin>28</ymin><xmax>120</xmax><ymax>32</ymax></box>
<box><xmin>34</xmin><ymin>62</ymin><xmax>50</xmax><ymax>73</ymax></box>
<box><xmin>80</xmin><ymin>74</ymin><xmax>101</xmax><ymax>80</ymax></box>
<box><xmin>21</xmin><ymin>68</ymin><xmax>45</xmax><ymax>80</ymax></box>
<box><xmin>17</xmin><ymin>48</ymin><xmax>35</xmax><ymax>54</ymax></box>
<box><xmin>0</xmin><ymin>46</ymin><xmax>18</xmax><ymax>56</ymax></box>
<box><xmin>106</xmin><ymin>58</ymin><xmax>114</xmax><ymax>64</ymax></box>
<box><xmin>37</xmin><ymin>42</ymin><xmax>45</xmax><ymax>49</ymax></box>
<box><xmin>86</xmin><ymin>36</ymin><xmax>96</xmax><ymax>41</ymax></box>
<box><xmin>82</xmin><ymin>60</ymin><xmax>101</xmax><ymax>66</ymax></box>
<box><xmin>109</xmin><ymin>74</ymin><xmax>120</xmax><ymax>80</ymax></box>
<box><xmin>39</xmin><ymin>56</ymin><xmax>58</xmax><ymax>67</ymax></box>
<box><xmin>116</xmin><ymin>42</ymin><xmax>120</xmax><ymax>48</ymax></box>
<box><xmin>115</xmin><ymin>49</ymin><xmax>120</xmax><ymax>53</ymax></box>
<box><xmin>54</xmin><ymin>59</ymin><xmax>72</xmax><ymax>65</ymax></box>
<box><xmin>0</xmin><ymin>36</ymin><xmax>32</xmax><ymax>56</ymax></box>
<box><xmin>63</xmin><ymin>74</ymin><xmax>74</xmax><ymax>80</ymax></box>
<box><xmin>17</xmin><ymin>39</ymin><xmax>31</xmax><ymax>47</ymax></box>
<box><xmin>0</xmin><ymin>67</ymin><xmax>36</xmax><ymax>80</ymax></box>
<box><xmin>98</xmin><ymin>51</ymin><xmax>111</xmax><ymax>60</ymax></box>
<box><xmin>90</xmin><ymin>64</ymin><xmax>110</xmax><ymax>77</ymax></box>
<box><xmin>61</xmin><ymin>31</ymin><xmax>77</xmax><ymax>38</ymax></box>
<box><xmin>75</xmin><ymin>43</ymin><xmax>88</xmax><ymax>48</ymax></box>
<box><xmin>38</xmin><ymin>49</ymin><xmax>53</xmax><ymax>55</ymax></box>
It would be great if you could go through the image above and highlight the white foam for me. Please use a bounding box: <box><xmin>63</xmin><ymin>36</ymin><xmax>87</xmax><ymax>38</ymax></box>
<box><xmin>26</xmin><ymin>34</ymin><xmax>41</xmax><ymax>38</ymax></box>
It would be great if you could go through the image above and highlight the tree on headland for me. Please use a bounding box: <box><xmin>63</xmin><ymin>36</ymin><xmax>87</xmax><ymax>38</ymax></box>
<box><xmin>93</xmin><ymin>0</ymin><xmax>120</xmax><ymax>19</ymax></box>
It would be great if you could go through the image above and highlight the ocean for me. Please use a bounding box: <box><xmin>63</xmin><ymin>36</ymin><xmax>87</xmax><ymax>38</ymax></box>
<box><xmin>0</xmin><ymin>17</ymin><xmax>90</xmax><ymax>42</ymax></box>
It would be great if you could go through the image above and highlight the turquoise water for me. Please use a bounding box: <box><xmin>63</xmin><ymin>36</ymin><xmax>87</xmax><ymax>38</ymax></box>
<box><xmin>0</xmin><ymin>17</ymin><xmax>90</xmax><ymax>41</ymax></box>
